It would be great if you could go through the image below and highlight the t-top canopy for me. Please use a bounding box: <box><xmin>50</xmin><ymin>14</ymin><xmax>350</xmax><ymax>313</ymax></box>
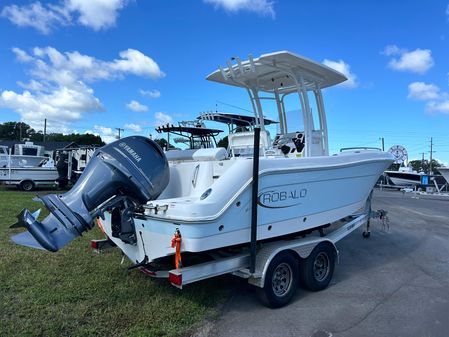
<box><xmin>155</xmin><ymin>124</ymin><xmax>223</xmax><ymax>136</ymax></box>
<box><xmin>199</xmin><ymin>112</ymin><xmax>277</xmax><ymax>127</ymax></box>
<box><xmin>206</xmin><ymin>51</ymin><xmax>347</xmax><ymax>93</ymax></box>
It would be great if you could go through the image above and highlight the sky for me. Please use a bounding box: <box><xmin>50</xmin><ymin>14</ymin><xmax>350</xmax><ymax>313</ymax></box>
<box><xmin>0</xmin><ymin>0</ymin><xmax>448</xmax><ymax>164</ymax></box>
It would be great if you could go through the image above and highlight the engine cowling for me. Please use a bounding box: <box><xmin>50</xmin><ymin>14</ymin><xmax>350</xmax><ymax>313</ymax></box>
<box><xmin>11</xmin><ymin>136</ymin><xmax>169</xmax><ymax>252</ymax></box>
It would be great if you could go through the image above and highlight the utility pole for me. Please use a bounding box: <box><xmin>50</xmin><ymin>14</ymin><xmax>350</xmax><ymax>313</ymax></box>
<box><xmin>19</xmin><ymin>123</ymin><xmax>22</xmax><ymax>141</ymax></box>
<box><xmin>429</xmin><ymin>137</ymin><xmax>435</xmax><ymax>175</ymax></box>
<box><xmin>420</xmin><ymin>152</ymin><xmax>425</xmax><ymax>172</ymax></box>
<box><xmin>116</xmin><ymin>127</ymin><xmax>124</xmax><ymax>139</ymax></box>
<box><xmin>43</xmin><ymin>118</ymin><xmax>47</xmax><ymax>143</ymax></box>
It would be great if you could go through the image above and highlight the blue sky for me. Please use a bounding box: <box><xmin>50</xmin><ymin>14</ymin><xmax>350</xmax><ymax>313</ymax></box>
<box><xmin>0</xmin><ymin>0</ymin><xmax>448</xmax><ymax>164</ymax></box>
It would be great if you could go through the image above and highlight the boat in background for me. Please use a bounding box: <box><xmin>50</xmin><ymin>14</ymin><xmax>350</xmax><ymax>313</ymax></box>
<box><xmin>0</xmin><ymin>142</ymin><xmax>58</xmax><ymax>190</ymax></box>
<box><xmin>11</xmin><ymin>51</ymin><xmax>393</xmax><ymax>263</ymax></box>
<box><xmin>0</xmin><ymin>143</ymin><xmax>48</xmax><ymax>168</ymax></box>
<box><xmin>155</xmin><ymin>119</ymin><xmax>224</xmax><ymax>150</ymax></box>
<box><xmin>0</xmin><ymin>157</ymin><xmax>58</xmax><ymax>191</ymax></box>
<box><xmin>384</xmin><ymin>166</ymin><xmax>424</xmax><ymax>187</ymax></box>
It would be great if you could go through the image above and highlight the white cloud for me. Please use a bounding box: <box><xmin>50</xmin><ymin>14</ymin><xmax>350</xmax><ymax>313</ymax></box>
<box><xmin>204</xmin><ymin>0</ymin><xmax>275</xmax><ymax>18</ymax></box>
<box><xmin>12</xmin><ymin>47</ymin><xmax>34</xmax><ymax>62</ymax></box>
<box><xmin>140</xmin><ymin>89</ymin><xmax>161</xmax><ymax>98</ymax></box>
<box><xmin>66</xmin><ymin>0</ymin><xmax>128</xmax><ymax>31</ymax></box>
<box><xmin>1</xmin><ymin>46</ymin><xmax>163</xmax><ymax>132</ymax></box>
<box><xmin>322</xmin><ymin>59</ymin><xmax>358</xmax><ymax>88</ymax></box>
<box><xmin>154</xmin><ymin>112</ymin><xmax>173</xmax><ymax>125</ymax></box>
<box><xmin>406</xmin><ymin>81</ymin><xmax>449</xmax><ymax>115</ymax></box>
<box><xmin>0</xmin><ymin>83</ymin><xmax>103</xmax><ymax>126</ymax></box>
<box><xmin>111</xmin><ymin>49</ymin><xmax>165</xmax><ymax>79</ymax></box>
<box><xmin>17</xmin><ymin>46</ymin><xmax>165</xmax><ymax>83</ymax></box>
<box><xmin>426</xmin><ymin>100</ymin><xmax>449</xmax><ymax>114</ymax></box>
<box><xmin>383</xmin><ymin>45</ymin><xmax>434</xmax><ymax>74</ymax></box>
<box><xmin>124</xmin><ymin>123</ymin><xmax>142</xmax><ymax>133</ymax></box>
<box><xmin>408</xmin><ymin>82</ymin><xmax>440</xmax><ymax>100</ymax></box>
<box><xmin>17</xmin><ymin>79</ymin><xmax>47</xmax><ymax>91</ymax></box>
<box><xmin>382</xmin><ymin>44</ymin><xmax>404</xmax><ymax>56</ymax></box>
<box><xmin>91</xmin><ymin>125</ymin><xmax>117</xmax><ymax>143</ymax></box>
<box><xmin>1</xmin><ymin>0</ymin><xmax>129</xmax><ymax>33</ymax></box>
<box><xmin>0</xmin><ymin>2</ymin><xmax>69</xmax><ymax>34</ymax></box>
<box><xmin>126</xmin><ymin>100</ymin><xmax>148</xmax><ymax>112</ymax></box>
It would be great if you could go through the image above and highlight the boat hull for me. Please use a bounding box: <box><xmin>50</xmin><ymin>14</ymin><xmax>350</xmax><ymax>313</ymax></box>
<box><xmin>0</xmin><ymin>167</ymin><xmax>58</xmax><ymax>182</ymax></box>
<box><xmin>102</xmin><ymin>151</ymin><xmax>393</xmax><ymax>263</ymax></box>
<box><xmin>0</xmin><ymin>155</ymin><xmax>47</xmax><ymax>168</ymax></box>
<box><xmin>384</xmin><ymin>171</ymin><xmax>422</xmax><ymax>186</ymax></box>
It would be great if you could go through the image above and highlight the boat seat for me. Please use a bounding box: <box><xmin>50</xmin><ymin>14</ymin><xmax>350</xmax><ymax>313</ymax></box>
<box><xmin>192</xmin><ymin>148</ymin><xmax>227</xmax><ymax>161</ymax></box>
<box><xmin>165</xmin><ymin>148</ymin><xmax>227</xmax><ymax>162</ymax></box>
<box><xmin>165</xmin><ymin>149</ymin><xmax>198</xmax><ymax>161</ymax></box>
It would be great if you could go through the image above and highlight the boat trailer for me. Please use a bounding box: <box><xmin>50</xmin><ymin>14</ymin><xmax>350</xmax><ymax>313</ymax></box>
<box><xmin>92</xmin><ymin>204</ymin><xmax>388</xmax><ymax>308</ymax></box>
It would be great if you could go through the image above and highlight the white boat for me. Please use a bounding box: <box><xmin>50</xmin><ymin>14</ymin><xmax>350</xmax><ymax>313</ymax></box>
<box><xmin>11</xmin><ymin>51</ymin><xmax>393</xmax><ymax>264</ymax></box>
<box><xmin>106</xmin><ymin>52</ymin><xmax>393</xmax><ymax>263</ymax></box>
<box><xmin>0</xmin><ymin>157</ymin><xmax>58</xmax><ymax>191</ymax></box>
<box><xmin>0</xmin><ymin>145</ymin><xmax>48</xmax><ymax>168</ymax></box>
<box><xmin>384</xmin><ymin>166</ymin><xmax>424</xmax><ymax>186</ymax></box>
<box><xmin>100</xmin><ymin>52</ymin><xmax>392</xmax><ymax>262</ymax></box>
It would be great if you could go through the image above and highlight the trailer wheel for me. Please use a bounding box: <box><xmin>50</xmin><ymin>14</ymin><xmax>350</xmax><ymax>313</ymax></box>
<box><xmin>20</xmin><ymin>180</ymin><xmax>34</xmax><ymax>191</ymax></box>
<box><xmin>258</xmin><ymin>251</ymin><xmax>299</xmax><ymax>308</ymax></box>
<box><xmin>301</xmin><ymin>242</ymin><xmax>335</xmax><ymax>291</ymax></box>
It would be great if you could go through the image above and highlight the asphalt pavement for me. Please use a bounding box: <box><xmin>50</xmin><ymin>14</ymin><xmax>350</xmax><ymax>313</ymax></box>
<box><xmin>202</xmin><ymin>189</ymin><xmax>449</xmax><ymax>337</ymax></box>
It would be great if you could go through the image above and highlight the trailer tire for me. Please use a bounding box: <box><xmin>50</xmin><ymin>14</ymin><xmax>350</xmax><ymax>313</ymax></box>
<box><xmin>20</xmin><ymin>180</ymin><xmax>34</xmax><ymax>191</ymax></box>
<box><xmin>258</xmin><ymin>251</ymin><xmax>299</xmax><ymax>308</ymax></box>
<box><xmin>301</xmin><ymin>242</ymin><xmax>335</xmax><ymax>291</ymax></box>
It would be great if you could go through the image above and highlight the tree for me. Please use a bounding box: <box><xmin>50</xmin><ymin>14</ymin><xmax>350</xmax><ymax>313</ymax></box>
<box><xmin>409</xmin><ymin>159</ymin><xmax>441</xmax><ymax>173</ymax></box>
<box><xmin>387</xmin><ymin>159</ymin><xmax>442</xmax><ymax>174</ymax></box>
<box><xmin>217</xmin><ymin>136</ymin><xmax>228</xmax><ymax>149</ymax></box>
<box><xmin>154</xmin><ymin>138</ymin><xmax>175</xmax><ymax>150</ymax></box>
<box><xmin>387</xmin><ymin>163</ymin><xmax>400</xmax><ymax>171</ymax></box>
<box><xmin>0</xmin><ymin>121</ymin><xmax>104</xmax><ymax>145</ymax></box>
<box><xmin>0</xmin><ymin>122</ymin><xmax>34</xmax><ymax>140</ymax></box>
<box><xmin>40</xmin><ymin>133</ymin><xmax>104</xmax><ymax>145</ymax></box>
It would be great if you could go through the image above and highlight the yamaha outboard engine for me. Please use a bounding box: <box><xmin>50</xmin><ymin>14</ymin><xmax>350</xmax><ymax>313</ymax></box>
<box><xmin>11</xmin><ymin>136</ymin><xmax>169</xmax><ymax>252</ymax></box>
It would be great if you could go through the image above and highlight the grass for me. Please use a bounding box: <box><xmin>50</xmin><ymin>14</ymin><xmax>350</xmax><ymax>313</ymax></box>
<box><xmin>0</xmin><ymin>186</ymin><xmax>233</xmax><ymax>337</ymax></box>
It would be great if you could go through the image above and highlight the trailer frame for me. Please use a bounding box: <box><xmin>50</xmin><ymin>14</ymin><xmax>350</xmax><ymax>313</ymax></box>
<box><xmin>92</xmin><ymin>198</ymin><xmax>388</xmax><ymax>307</ymax></box>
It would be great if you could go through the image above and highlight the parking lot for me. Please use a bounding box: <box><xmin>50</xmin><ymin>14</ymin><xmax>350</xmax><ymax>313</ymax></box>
<box><xmin>205</xmin><ymin>189</ymin><xmax>449</xmax><ymax>337</ymax></box>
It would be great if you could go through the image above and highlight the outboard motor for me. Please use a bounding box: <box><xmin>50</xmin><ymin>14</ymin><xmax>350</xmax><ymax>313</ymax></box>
<box><xmin>11</xmin><ymin>136</ymin><xmax>169</xmax><ymax>252</ymax></box>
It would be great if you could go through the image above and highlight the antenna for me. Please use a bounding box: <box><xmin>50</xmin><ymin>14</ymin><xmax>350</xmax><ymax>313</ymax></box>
<box><xmin>248</xmin><ymin>54</ymin><xmax>255</xmax><ymax>72</ymax></box>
